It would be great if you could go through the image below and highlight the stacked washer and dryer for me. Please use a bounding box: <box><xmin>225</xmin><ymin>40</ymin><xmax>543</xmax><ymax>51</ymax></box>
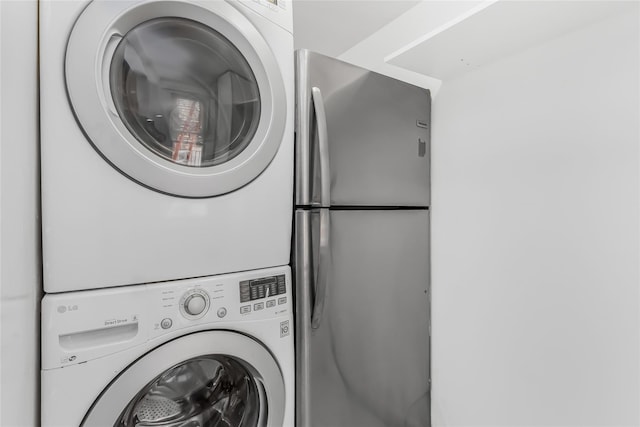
<box><xmin>39</xmin><ymin>1</ymin><xmax>294</xmax><ymax>425</ymax></box>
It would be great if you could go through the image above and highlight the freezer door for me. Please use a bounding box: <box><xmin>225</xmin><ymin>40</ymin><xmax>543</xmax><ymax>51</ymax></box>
<box><xmin>295</xmin><ymin>209</ymin><xmax>430</xmax><ymax>427</ymax></box>
<box><xmin>296</xmin><ymin>49</ymin><xmax>430</xmax><ymax>207</ymax></box>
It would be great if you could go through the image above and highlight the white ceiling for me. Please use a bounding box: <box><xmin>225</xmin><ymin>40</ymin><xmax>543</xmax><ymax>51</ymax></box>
<box><xmin>338</xmin><ymin>1</ymin><xmax>482</xmax><ymax>92</ymax></box>
<box><xmin>292</xmin><ymin>0</ymin><xmax>420</xmax><ymax>57</ymax></box>
<box><xmin>291</xmin><ymin>0</ymin><xmax>481</xmax><ymax>92</ymax></box>
<box><xmin>387</xmin><ymin>0</ymin><xmax>638</xmax><ymax>79</ymax></box>
<box><xmin>292</xmin><ymin>0</ymin><xmax>638</xmax><ymax>94</ymax></box>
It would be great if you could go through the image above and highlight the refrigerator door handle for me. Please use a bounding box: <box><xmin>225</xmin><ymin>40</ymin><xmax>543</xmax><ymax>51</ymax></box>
<box><xmin>294</xmin><ymin>210</ymin><xmax>311</xmax><ymax>426</ymax></box>
<box><xmin>311</xmin><ymin>208</ymin><xmax>330</xmax><ymax>329</ymax></box>
<box><xmin>311</xmin><ymin>87</ymin><xmax>330</xmax><ymax>208</ymax></box>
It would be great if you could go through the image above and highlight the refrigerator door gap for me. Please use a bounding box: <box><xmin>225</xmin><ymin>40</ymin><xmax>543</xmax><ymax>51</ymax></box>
<box><xmin>328</xmin><ymin>205</ymin><xmax>429</xmax><ymax>211</ymax></box>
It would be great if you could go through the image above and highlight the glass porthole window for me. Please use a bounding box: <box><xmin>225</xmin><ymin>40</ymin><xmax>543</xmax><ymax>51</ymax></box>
<box><xmin>115</xmin><ymin>356</ymin><xmax>261</xmax><ymax>426</ymax></box>
<box><xmin>66</xmin><ymin>0</ymin><xmax>287</xmax><ymax>197</ymax></box>
<box><xmin>110</xmin><ymin>18</ymin><xmax>261</xmax><ymax>168</ymax></box>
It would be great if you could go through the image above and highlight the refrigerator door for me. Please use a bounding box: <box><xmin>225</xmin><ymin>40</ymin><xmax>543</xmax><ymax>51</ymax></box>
<box><xmin>295</xmin><ymin>208</ymin><xmax>430</xmax><ymax>427</ymax></box>
<box><xmin>296</xmin><ymin>49</ymin><xmax>431</xmax><ymax>208</ymax></box>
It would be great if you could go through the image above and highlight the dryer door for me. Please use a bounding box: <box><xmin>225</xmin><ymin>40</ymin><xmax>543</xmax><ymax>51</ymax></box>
<box><xmin>81</xmin><ymin>331</ymin><xmax>285</xmax><ymax>426</ymax></box>
<box><xmin>66</xmin><ymin>0</ymin><xmax>287</xmax><ymax>198</ymax></box>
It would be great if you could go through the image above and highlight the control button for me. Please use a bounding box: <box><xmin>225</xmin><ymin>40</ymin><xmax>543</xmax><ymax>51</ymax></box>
<box><xmin>160</xmin><ymin>318</ymin><xmax>173</xmax><ymax>329</ymax></box>
<box><xmin>185</xmin><ymin>294</ymin><xmax>207</xmax><ymax>316</ymax></box>
<box><xmin>217</xmin><ymin>307</ymin><xmax>227</xmax><ymax>318</ymax></box>
<box><xmin>278</xmin><ymin>297</ymin><xmax>287</xmax><ymax>305</ymax></box>
<box><xmin>267</xmin><ymin>300</ymin><xmax>276</xmax><ymax>308</ymax></box>
<box><xmin>254</xmin><ymin>302</ymin><xmax>265</xmax><ymax>311</ymax></box>
<box><xmin>240</xmin><ymin>305</ymin><xmax>251</xmax><ymax>314</ymax></box>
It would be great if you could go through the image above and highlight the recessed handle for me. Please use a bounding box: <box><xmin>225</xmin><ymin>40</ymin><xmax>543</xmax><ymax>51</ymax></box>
<box><xmin>59</xmin><ymin>322</ymin><xmax>138</xmax><ymax>351</ymax></box>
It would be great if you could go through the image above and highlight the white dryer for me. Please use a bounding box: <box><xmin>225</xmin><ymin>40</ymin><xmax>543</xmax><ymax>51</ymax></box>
<box><xmin>40</xmin><ymin>0</ymin><xmax>294</xmax><ymax>293</ymax></box>
<box><xmin>41</xmin><ymin>266</ymin><xmax>294</xmax><ymax>426</ymax></box>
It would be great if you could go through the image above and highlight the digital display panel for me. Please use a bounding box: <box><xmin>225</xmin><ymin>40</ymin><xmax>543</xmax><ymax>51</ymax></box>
<box><xmin>239</xmin><ymin>275</ymin><xmax>286</xmax><ymax>303</ymax></box>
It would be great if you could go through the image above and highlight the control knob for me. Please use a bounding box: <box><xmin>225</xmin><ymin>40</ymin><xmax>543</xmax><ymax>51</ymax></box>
<box><xmin>180</xmin><ymin>289</ymin><xmax>210</xmax><ymax>319</ymax></box>
<box><xmin>184</xmin><ymin>294</ymin><xmax>206</xmax><ymax>316</ymax></box>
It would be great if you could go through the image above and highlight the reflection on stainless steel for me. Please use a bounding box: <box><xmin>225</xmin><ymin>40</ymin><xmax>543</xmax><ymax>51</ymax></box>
<box><xmin>310</xmin><ymin>208</ymin><xmax>330</xmax><ymax>330</ymax></box>
<box><xmin>110</xmin><ymin>17</ymin><xmax>260</xmax><ymax>168</ymax></box>
<box><xmin>115</xmin><ymin>356</ymin><xmax>260</xmax><ymax>427</ymax></box>
<box><xmin>295</xmin><ymin>50</ymin><xmax>430</xmax><ymax>207</ymax></box>
<box><xmin>322</xmin><ymin>210</ymin><xmax>430</xmax><ymax>426</ymax></box>
<box><xmin>295</xmin><ymin>50</ymin><xmax>431</xmax><ymax>427</ymax></box>
<box><xmin>297</xmin><ymin>210</ymin><xmax>431</xmax><ymax>427</ymax></box>
<box><xmin>405</xmin><ymin>392</ymin><xmax>431</xmax><ymax>427</ymax></box>
<box><xmin>293</xmin><ymin>211</ymin><xmax>313</xmax><ymax>427</ymax></box>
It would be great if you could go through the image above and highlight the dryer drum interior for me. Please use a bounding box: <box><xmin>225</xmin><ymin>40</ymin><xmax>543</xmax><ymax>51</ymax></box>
<box><xmin>110</xmin><ymin>17</ymin><xmax>261</xmax><ymax>169</ymax></box>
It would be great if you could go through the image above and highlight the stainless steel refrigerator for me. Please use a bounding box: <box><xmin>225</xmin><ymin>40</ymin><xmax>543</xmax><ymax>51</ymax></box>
<box><xmin>293</xmin><ymin>50</ymin><xmax>431</xmax><ymax>427</ymax></box>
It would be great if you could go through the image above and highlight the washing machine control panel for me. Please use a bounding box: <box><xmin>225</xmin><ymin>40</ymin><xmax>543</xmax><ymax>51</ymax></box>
<box><xmin>238</xmin><ymin>274</ymin><xmax>288</xmax><ymax>316</ymax></box>
<box><xmin>41</xmin><ymin>266</ymin><xmax>291</xmax><ymax>370</ymax></box>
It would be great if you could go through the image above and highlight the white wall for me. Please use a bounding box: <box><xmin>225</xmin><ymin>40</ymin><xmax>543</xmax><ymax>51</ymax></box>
<box><xmin>431</xmin><ymin>7</ymin><xmax>639</xmax><ymax>426</ymax></box>
<box><xmin>0</xmin><ymin>1</ymin><xmax>40</xmax><ymax>425</ymax></box>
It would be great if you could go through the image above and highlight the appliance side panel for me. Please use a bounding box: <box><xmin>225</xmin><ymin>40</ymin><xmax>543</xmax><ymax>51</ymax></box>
<box><xmin>307</xmin><ymin>209</ymin><xmax>430</xmax><ymax>427</ymax></box>
<box><xmin>302</xmin><ymin>50</ymin><xmax>430</xmax><ymax>207</ymax></box>
<box><xmin>0</xmin><ymin>1</ymin><xmax>40</xmax><ymax>426</ymax></box>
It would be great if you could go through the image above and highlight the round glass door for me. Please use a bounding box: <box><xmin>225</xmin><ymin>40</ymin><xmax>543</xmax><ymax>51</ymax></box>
<box><xmin>66</xmin><ymin>1</ymin><xmax>287</xmax><ymax>197</ymax></box>
<box><xmin>116</xmin><ymin>356</ymin><xmax>262</xmax><ymax>426</ymax></box>
<box><xmin>82</xmin><ymin>331</ymin><xmax>285</xmax><ymax>427</ymax></box>
<box><xmin>110</xmin><ymin>18</ymin><xmax>261</xmax><ymax>169</ymax></box>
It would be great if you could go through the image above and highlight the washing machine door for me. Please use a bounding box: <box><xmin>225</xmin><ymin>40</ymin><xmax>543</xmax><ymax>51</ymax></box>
<box><xmin>81</xmin><ymin>331</ymin><xmax>285</xmax><ymax>426</ymax></box>
<box><xmin>66</xmin><ymin>0</ymin><xmax>287</xmax><ymax>198</ymax></box>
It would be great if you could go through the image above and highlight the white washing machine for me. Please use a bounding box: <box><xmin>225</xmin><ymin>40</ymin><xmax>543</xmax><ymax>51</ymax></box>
<box><xmin>40</xmin><ymin>0</ymin><xmax>294</xmax><ymax>293</ymax></box>
<box><xmin>41</xmin><ymin>266</ymin><xmax>294</xmax><ymax>426</ymax></box>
